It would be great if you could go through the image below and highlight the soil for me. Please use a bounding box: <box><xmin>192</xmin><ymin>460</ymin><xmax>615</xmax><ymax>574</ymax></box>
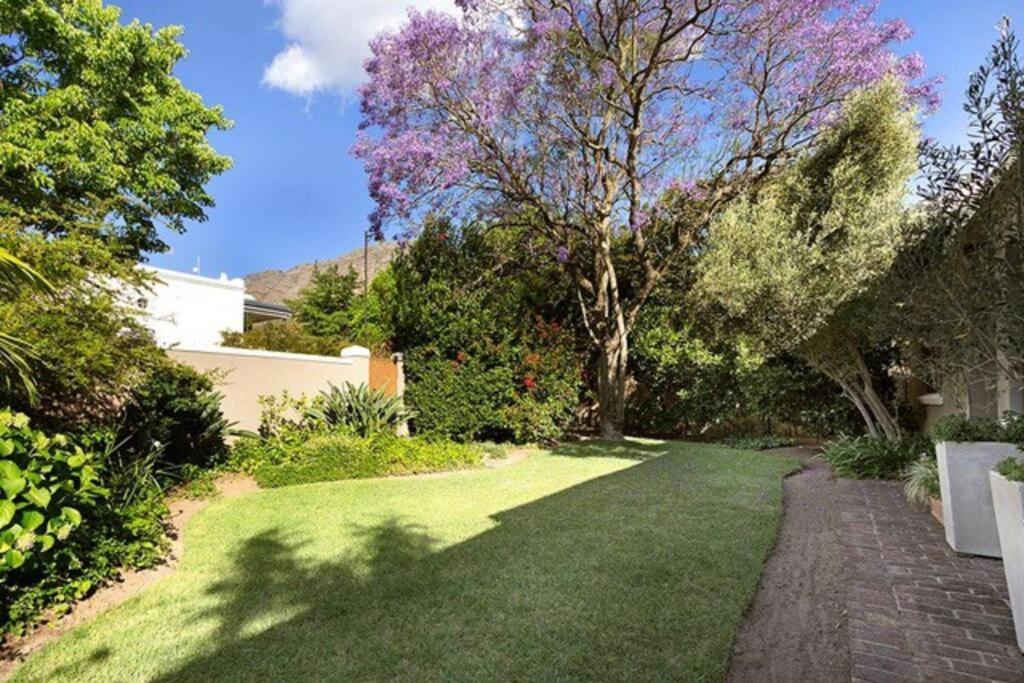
<box><xmin>0</xmin><ymin>473</ymin><xmax>260</xmax><ymax>681</ymax></box>
<box><xmin>727</xmin><ymin>448</ymin><xmax>851</xmax><ymax>683</ymax></box>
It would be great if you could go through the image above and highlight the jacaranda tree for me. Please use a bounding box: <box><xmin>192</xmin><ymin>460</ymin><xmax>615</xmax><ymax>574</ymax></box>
<box><xmin>354</xmin><ymin>0</ymin><xmax>937</xmax><ymax>438</ymax></box>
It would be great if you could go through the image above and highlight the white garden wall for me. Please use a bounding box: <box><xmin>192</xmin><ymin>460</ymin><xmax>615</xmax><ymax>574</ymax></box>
<box><xmin>168</xmin><ymin>346</ymin><xmax>373</xmax><ymax>432</ymax></box>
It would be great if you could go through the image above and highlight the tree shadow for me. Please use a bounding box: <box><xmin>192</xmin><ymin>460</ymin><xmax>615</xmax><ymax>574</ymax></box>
<box><xmin>132</xmin><ymin>450</ymin><xmax>788</xmax><ymax>681</ymax></box>
<box><xmin>549</xmin><ymin>438</ymin><xmax>669</xmax><ymax>460</ymax></box>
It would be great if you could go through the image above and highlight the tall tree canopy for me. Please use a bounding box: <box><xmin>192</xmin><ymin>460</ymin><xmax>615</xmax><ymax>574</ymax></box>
<box><xmin>698</xmin><ymin>80</ymin><xmax>921</xmax><ymax>439</ymax></box>
<box><xmin>354</xmin><ymin>0</ymin><xmax>937</xmax><ymax>437</ymax></box>
<box><xmin>0</xmin><ymin>0</ymin><xmax>232</xmax><ymax>260</ymax></box>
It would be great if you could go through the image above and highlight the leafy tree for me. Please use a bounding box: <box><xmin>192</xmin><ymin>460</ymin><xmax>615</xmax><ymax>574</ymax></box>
<box><xmin>288</xmin><ymin>265</ymin><xmax>361</xmax><ymax>339</ymax></box>
<box><xmin>698</xmin><ymin>80</ymin><xmax>921</xmax><ymax>439</ymax></box>
<box><xmin>354</xmin><ymin>0</ymin><xmax>936</xmax><ymax>438</ymax></box>
<box><xmin>0</xmin><ymin>0</ymin><xmax>231</xmax><ymax>259</ymax></box>
<box><xmin>901</xmin><ymin>19</ymin><xmax>1024</xmax><ymax>403</ymax></box>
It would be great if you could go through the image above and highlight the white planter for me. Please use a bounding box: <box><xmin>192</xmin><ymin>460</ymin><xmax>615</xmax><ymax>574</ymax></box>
<box><xmin>937</xmin><ymin>442</ymin><xmax>1022</xmax><ymax>557</ymax></box>
<box><xmin>990</xmin><ymin>471</ymin><xmax>1024</xmax><ymax>652</ymax></box>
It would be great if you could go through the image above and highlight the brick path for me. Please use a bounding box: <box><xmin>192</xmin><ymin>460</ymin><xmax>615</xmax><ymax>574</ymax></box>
<box><xmin>839</xmin><ymin>479</ymin><xmax>1024</xmax><ymax>682</ymax></box>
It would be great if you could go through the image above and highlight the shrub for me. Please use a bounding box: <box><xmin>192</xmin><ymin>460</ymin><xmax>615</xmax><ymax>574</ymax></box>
<box><xmin>303</xmin><ymin>383</ymin><xmax>412</xmax><ymax>437</ymax></box>
<box><xmin>931</xmin><ymin>415</ymin><xmax>1008</xmax><ymax>443</ymax></box>
<box><xmin>117</xmin><ymin>358</ymin><xmax>233</xmax><ymax>471</ymax></box>
<box><xmin>387</xmin><ymin>220</ymin><xmax>583</xmax><ymax>444</ymax></box>
<box><xmin>721</xmin><ymin>435</ymin><xmax>796</xmax><ymax>451</ymax></box>
<box><xmin>221</xmin><ymin>320</ymin><xmax>343</xmax><ymax>356</ymax></box>
<box><xmin>0</xmin><ymin>414</ymin><xmax>168</xmax><ymax>635</ymax></box>
<box><xmin>824</xmin><ymin>435</ymin><xmax>933</xmax><ymax>480</ymax></box>
<box><xmin>995</xmin><ymin>457</ymin><xmax>1024</xmax><ymax>483</ymax></box>
<box><xmin>405</xmin><ymin>330</ymin><xmax>579</xmax><ymax>444</ymax></box>
<box><xmin>903</xmin><ymin>457</ymin><xmax>941</xmax><ymax>505</ymax></box>
<box><xmin>0</xmin><ymin>411</ymin><xmax>106</xmax><ymax>572</ymax></box>
<box><xmin>254</xmin><ymin>433</ymin><xmax>483</xmax><ymax>488</ymax></box>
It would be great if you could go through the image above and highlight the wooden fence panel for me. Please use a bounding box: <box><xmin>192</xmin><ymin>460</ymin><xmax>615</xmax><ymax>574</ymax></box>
<box><xmin>370</xmin><ymin>356</ymin><xmax>399</xmax><ymax>396</ymax></box>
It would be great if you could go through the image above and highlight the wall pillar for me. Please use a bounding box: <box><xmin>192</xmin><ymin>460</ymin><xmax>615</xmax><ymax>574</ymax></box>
<box><xmin>392</xmin><ymin>352</ymin><xmax>409</xmax><ymax>436</ymax></box>
<box><xmin>340</xmin><ymin>345</ymin><xmax>372</xmax><ymax>387</ymax></box>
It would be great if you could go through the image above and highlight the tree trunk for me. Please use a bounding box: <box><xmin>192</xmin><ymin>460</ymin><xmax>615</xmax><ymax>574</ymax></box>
<box><xmin>597</xmin><ymin>329</ymin><xmax>629</xmax><ymax>440</ymax></box>
<box><xmin>849</xmin><ymin>344</ymin><xmax>901</xmax><ymax>441</ymax></box>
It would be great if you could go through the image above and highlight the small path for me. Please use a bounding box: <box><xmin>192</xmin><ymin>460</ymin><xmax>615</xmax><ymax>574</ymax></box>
<box><xmin>729</xmin><ymin>450</ymin><xmax>851</xmax><ymax>682</ymax></box>
<box><xmin>0</xmin><ymin>473</ymin><xmax>259</xmax><ymax>680</ymax></box>
<box><xmin>840</xmin><ymin>479</ymin><xmax>1024</xmax><ymax>682</ymax></box>
<box><xmin>731</xmin><ymin>447</ymin><xmax>1024</xmax><ymax>683</ymax></box>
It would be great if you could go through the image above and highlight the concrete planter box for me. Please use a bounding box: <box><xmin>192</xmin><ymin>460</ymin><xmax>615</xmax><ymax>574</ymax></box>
<box><xmin>990</xmin><ymin>471</ymin><xmax>1024</xmax><ymax>652</ymax></box>
<box><xmin>937</xmin><ymin>442</ymin><xmax>1022</xmax><ymax>557</ymax></box>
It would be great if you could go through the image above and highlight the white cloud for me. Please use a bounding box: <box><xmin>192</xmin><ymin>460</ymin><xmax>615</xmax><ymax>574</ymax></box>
<box><xmin>263</xmin><ymin>0</ymin><xmax>460</xmax><ymax>96</ymax></box>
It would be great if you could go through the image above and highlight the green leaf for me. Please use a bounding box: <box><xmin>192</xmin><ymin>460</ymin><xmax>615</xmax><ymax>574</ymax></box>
<box><xmin>67</xmin><ymin>454</ymin><xmax>87</xmax><ymax>468</ymax></box>
<box><xmin>37</xmin><ymin>534</ymin><xmax>55</xmax><ymax>552</ymax></box>
<box><xmin>19</xmin><ymin>509</ymin><xmax>44</xmax><ymax>531</ymax></box>
<box><xmin>61</xmin><ymin>506</ymin><xmax>82</xmax><ymax>526</ymax></box>
<box><xmin>24</xmin><ymin>487</ymin><xmax>50</xmax><ymax>508</ymax></box>
<box><xmin>0</xmin><ymin>460</ymin><xmax>21</xmax><ymax>480</ymax></box>
<box><xmin>0</xmin><ymin>500</ymin><xmax>14</xmax><ymax>528</ymax></box>
<box><xmin>0</xmin><ymin>476</ymin><xmax>25</xmax><ymax>498</ymax></box>
<box><xmin>4</xmin><ymin>549</ymin><xmax>24</xmax><ymax>570</ymax></box>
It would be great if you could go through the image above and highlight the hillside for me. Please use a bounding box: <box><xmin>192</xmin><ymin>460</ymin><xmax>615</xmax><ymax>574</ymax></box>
<box><xmin>244</xmin><ymin>242</ymin><xmax>399</xmax><ymax>305</ymax></box>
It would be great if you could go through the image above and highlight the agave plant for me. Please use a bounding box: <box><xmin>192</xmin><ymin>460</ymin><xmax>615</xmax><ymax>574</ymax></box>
<box><xmin>0</xmin><ymin>247</ymin><xmax>53</xmax><ymax>401</ymax></box>
<box><xmin>304</xmin><ymin>383</ymin><xmax>412</xmax><ymax>437</ymax></box>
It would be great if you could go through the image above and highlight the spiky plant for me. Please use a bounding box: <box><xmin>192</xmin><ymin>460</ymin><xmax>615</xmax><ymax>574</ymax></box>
<box><xmin>304</xmin><ymin>383</ymin><xmax>413</xmax><ymax>437</ymax></box>
<box><xmin>0</xmin><ymin>247</ymin><xmax>53</xmax><ymax>400</ymax></box>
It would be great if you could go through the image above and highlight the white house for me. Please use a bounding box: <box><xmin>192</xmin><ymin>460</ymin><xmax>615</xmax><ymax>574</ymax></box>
<box><xmin>131</xmin><ymin>267</ymin><xmax>246</xmax><ymax>348</ymax></box>
<box><xmin>129</xmin><ymin>266</ymin><xmax>291</xmax><ymax>349</ymax></box>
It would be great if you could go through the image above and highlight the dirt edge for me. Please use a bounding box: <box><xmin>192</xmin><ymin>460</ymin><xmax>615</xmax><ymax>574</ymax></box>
<box><xmin>0</xmin><ymin>473</ymin><xmax>260</xmax><ymax>681</ymax></box>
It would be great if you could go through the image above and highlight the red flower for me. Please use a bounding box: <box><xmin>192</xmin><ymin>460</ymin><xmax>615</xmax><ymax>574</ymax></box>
<box><xmin>455</xmin><ymin>351</ymin><xmax>466</xmax><ymax>362</ymax></box>
<box><xmin>523</xmin><ymin>376</ymin><xmax>537</xmax><ymax>390</ymax></box>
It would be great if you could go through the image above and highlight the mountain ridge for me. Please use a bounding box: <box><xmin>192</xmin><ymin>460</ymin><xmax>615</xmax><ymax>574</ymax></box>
<box><xmin>243</xmin><ymin>242</ymin><xmax>399</xmax><ymax>305</ymax></box>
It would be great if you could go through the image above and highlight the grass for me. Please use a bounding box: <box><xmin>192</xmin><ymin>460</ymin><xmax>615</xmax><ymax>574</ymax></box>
<box><xmin>13</xmin><ymin>440</ymin><xmax>798</xmax><ymax>682</ymax></box>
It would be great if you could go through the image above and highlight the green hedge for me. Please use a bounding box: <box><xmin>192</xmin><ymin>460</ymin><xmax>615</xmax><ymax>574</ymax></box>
<box><xmin>931</xmin><ymin>414</ymin><xmax>1024</xmax><ymax>444</ymax></box>
<box><xmin>247</xmin><ymin>433</ymin><xmax>483</xmax><ymax>488</ymax></box>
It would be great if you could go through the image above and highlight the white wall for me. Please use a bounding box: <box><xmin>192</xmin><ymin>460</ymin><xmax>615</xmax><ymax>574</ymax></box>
<box><xmin>131</xmin><ymin>267</ymin><xmax>245</xmax><ymax>349</ymax></box>
<box><xmin>168</xmin><ymin>346</ymin><xmax>371</xmax><ymax>431</ymax></box>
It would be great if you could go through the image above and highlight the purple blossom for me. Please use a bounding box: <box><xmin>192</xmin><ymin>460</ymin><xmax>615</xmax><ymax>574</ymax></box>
<box><xmin>556</xmin><ymin>246</ymin><xmax>570</xmax><ymax>263</ymax></box>
<box><xmin>352</xmin><ymin>1</ymin><xmax>936</xmax><ymax>237</ymax></box>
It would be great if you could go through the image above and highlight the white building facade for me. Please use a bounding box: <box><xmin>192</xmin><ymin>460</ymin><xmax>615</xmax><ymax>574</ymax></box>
<box><xmin>133</xmin><ymin>267</ymin><xmax>246</xmax><ymax>349</ymax></box>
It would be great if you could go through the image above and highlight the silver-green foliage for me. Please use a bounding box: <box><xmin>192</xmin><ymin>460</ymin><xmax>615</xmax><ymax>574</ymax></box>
<box><xmin>903</xmin><ymin>457</ymin><xmax>940</xmax><ymax>505</ymax></box>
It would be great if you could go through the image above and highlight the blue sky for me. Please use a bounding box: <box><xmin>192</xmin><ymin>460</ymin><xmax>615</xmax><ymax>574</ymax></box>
<box><xmin>120</xmin><ymin>0</ymin><xmax>1023</xmax><ymax>277</ymax></box>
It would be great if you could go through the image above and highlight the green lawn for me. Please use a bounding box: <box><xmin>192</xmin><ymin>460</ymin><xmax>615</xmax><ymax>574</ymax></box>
<box><xmin>13</xmin><ymin>440</ymin><xmax>798</xmax><ymax>682</ymax></box>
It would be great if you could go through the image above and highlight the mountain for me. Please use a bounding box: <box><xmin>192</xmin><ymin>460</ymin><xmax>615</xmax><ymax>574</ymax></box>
<box><xmin>243</xmin><ymin>241</ymin><xmax>399</xmax><ymax>305</ymax></box>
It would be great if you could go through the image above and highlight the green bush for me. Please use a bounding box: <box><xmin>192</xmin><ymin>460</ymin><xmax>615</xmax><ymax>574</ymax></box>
<box><xmin>721</xmin><ymin>435</ymin><xmax>796</xmax><ymax>451</ymax></box>
<box><xmin>253</xmin><ymin>433</ymin><xmax>483</xmax><ymax>488</ymax></box>
<box><xmin>386</xmin><ymin>220</ymin><xmax>583</xmax><ymax>444</ymax></box>
<box><xmin>0</xmin><ymin>411</ymin><xmax>106</xmax><ymax>572</ymax></box>
<box><xmin>117</xmin><ymin>358</ymin><xmax>233</xmax><ymax>471</ymax></box>
<box><xmin>303</xmin><ymin>383</ymin><xmax>412</xmax><ymax>437</ymax></box>
<box><xmin>0</xmin><ymin>414</ymin><xmax>168</xmax><ymax>636</ymax></box>
<box><xmin>931</xmin><ymin>415</ymin><xmax>1008</xmax><ymax>443</ymax></box>
<box><xmin>824</xmin><ymin>435</ymin><xmax>933</xmax><ymax>480</ymax></box>
<box><xmin>995</xmin><ymin>457</ymin><xmax>1024</xmax><ymax>483</ymax></box>
<box><xmin>221</xmin><ymin>319</ymin><xmax>343</xmax><ymax>356</ymax></box>
<box><xmin>903</xmin><ymin>457</ymin><xmax>941</xmax><ymax>505</ymax></box>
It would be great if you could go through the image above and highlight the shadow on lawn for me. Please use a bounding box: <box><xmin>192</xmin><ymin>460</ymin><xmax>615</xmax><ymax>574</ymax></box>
<box><xmin>550</xmin><ymin>439</ymin><xmax>669</xmax><ymax>460</ymax></box>
<box><xmin>150</xmin><ymin>449</ymin><xmax>780</xmax><ymax>682</ymax></box>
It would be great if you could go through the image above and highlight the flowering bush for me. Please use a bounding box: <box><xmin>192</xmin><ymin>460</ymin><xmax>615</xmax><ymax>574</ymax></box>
<box><xmin>387</xmin><ymin>220</ymin><xmax>582</xmax><ymax>443</ymax></box>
